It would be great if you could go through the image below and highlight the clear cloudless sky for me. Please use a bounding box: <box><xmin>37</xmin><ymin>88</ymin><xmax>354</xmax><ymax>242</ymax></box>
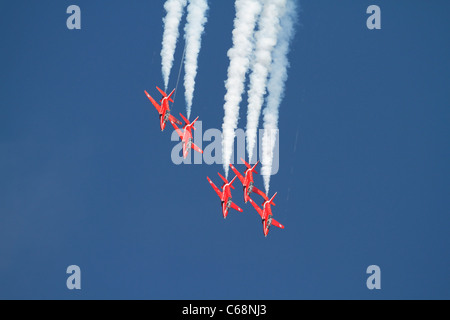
<box><xmin>1</xmin><ymin>0</ymin><xmax>449</xmax><ymax>299</ymax></box>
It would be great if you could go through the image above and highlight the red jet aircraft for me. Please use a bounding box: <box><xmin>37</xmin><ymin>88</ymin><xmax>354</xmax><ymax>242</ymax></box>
<box><xmin>144</xmin><ymin>86</ymin><xmax>182</xmax><ymax>131</ymax></box>
<box><xmin>207</xmin><ymin>173</ymin><xmax>243</xmax><ymax>219</ymax></box>
<box><xmin>170</xmin><ymin>113</ymin><xmax>203</xmax><ymax>159</ymax></box>
<box><xmin>248</xmin><ymin>192</ymin><xmax>284</xmax><ymax>237</ymax></box>
<box><xmin>230</xmin><ymin>158</ymin><xmax>267</xmax><ymax>203</ymax></box>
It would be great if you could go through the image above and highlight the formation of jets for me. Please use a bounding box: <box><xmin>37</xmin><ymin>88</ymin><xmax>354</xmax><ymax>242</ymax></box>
<box><xmin>230</xmin><ymin>158</ymin><xmax>267</xmax><ymax>203</ymax></box>
<box><xmin>248</xmin><ymin>192</ymin><xmax>283</xmax><ymax>237</ymax></box>
<box><xmin>227</xmin><ymin>158</ymin><xmax>284</xmax><ymax>237</ymax></box>
<box><xmin>207</xmin><ymin>160</ymin><xmax>284</xmax><ymax>237</ymax></box>
<box><xmin>145</xmin><ymin>87</ymin><xmax>183</xmax><ymax>131</ymax></box>
<box><xmin>145</xmin><ymin>86</ymin><xmax>203</xmax><ymax>159</ymax></box>
<box><xmin>207</xmin><ymin>173</ymin><xmax>242</xmax><ymax>219</ymax></box>
<box><xmin>171</xmin><ymin>113</ymin><xmax>203</xmax><ymax>159</ymax></box>
<box><xmin>145</xmin><ymin>86</ymin><xmax>284</xmax><ymax>237</ymax></box>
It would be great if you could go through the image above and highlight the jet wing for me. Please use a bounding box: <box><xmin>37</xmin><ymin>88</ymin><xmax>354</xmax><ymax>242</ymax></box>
<box><xmin>179</xmin><ymin>113</ymin><xmax>190</xmax><ymax>126</ymax></box>
<box><xmin>240</xmin><ymin>157</ymin><xmax>252</xmax><ymax>169</ymax></box>
<box><xmin>144</xmin><ymin>90</ymin><xmax>162</xmax><ymax>114</ymax></box>
<box><xmin>156</xmin><ymin>86</ymin><xmax>168</xmax><ymax>97</ymax></box>
<box><xmin>230</xmin><ymin>201</ymin><xmax>243</xmax><ymax>213</ymax></box>
<box><xmin>252</xmin><ymin>185</ymin><xmax>268</xmax><ymax>201</ymax></box>
<box><xmin>271</xmin><ymin>218</ymin><xmax>284</xmax><ymax>229</ymax></box>
<box><xmin>168</xmin><ymin>114</ymin><xmax>183</xmax><ymax>126</ymax></box>
<box><xmin>191</xmin><ymin>142</ymin><xmax>203</xmax><ymax>154</ymax></box>
<box><xmin>207</xmin><ymin>177</ymin><xmax>222</xmax><ymax>198</ymax></box>
<box><xmin>170</xmin><ymin>120</ymin><xmax>184</xmax><ymax>139</ymax></box>
<box><xmin>248</xmin><ymin>197</ymin><xmax>263</xmax><ymax>218</ymax></box>
<box><xmin>229</xmin><ymin>164</ymin><xmax>245</xmax><ymax>184</ymax></box>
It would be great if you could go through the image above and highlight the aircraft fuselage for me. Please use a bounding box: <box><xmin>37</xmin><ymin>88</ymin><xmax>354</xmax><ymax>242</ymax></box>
<box><xmin>159</xmin><ymin>98</ymin><xmax>171</xmax><ymax>131</ymax></box>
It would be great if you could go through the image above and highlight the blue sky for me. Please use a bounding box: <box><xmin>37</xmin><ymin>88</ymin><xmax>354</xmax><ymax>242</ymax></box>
<box><xmin>1</xmin><ymin>0</ymin><xmax>449</xmax><ymax>299</ymax></box>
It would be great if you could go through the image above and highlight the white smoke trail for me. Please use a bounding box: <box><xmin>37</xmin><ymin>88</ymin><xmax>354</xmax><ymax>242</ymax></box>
<box><xmin>222</xmin><ymin>0</ymin><xmax>262</xmax><ymax>177</ymax></box>
<box><xmin>183</xmin><ymin>0</ymin><xmax>209</xmax><ymax>119</ymax></box>
<box><xmin>261</xmin><ymin>0</ymin><xmax>297</xmax><ymax>194</ymax></box>
<box><xmin>161</xmin><ymin>0</ymin><xmax>188</xmax><ymax>91</ymax></box>
<box><xmin>245</xmin><ymin>0</ymin><xmax>287</xmax><ymax>162</ymax></box>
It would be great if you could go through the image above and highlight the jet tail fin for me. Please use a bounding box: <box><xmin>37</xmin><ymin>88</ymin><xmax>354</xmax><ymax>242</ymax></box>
<box><xmin>250</xmin><ymin>161</ymin><xmax>259</xmax><ymax>174</ymax></box>
<box><xmin>179</xmin><ymin>113</ymin><xmax>190</xmax><ymax>126</ymax></box>
<box><xmin>156</xmin><ymin>86</ymin><xmax>175</xmax><ymax>103</ymax></box>
<box><xmin>190</xmin><ymin>116</ymin><xmax>199</xmax><ymax>131</ymax></box>
<box><xmin>229</xmin><ymin>175</ymin><xmax>237</xmax><ymax>189</ymax></box>
<box><xmin>269</xmin><ymin>192</ymin><xmax>277</xmax><ymax>206</ymax></box>
<box><xmin>217</xmin><ymin>172</ymin><xmax>228</xmax><ymax>185</ymax></box>
<box><xmin>167</xmin><ymin>88</ymin><xmax>175</xmax><ymax>103</ymax></box>
<box><xmin>240</xmin><ymin>157</ymin><xmax>251</xmax><ymax>169</ymax></box>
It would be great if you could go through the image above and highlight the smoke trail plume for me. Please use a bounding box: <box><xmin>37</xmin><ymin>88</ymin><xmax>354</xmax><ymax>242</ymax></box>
<box><xmin>261</xmin><ymin>0</ymin><xmax>297</xmax><ymax>194</ymax></box>
<box><xmin>222</xmin><ymin>0</ymin><xmax>262</xmax><ymax>177</ymax></box>
<box><xmin>245</xmin><ymin>0</ymin><xmax>287</xmax><ymax>162</ymax></box>
<box><xmin>183</xmin><ymin>0</ymin><xmax>209</xmax><ymax>119</ymax></box>
<box><xmin>161</xmin><ymin>0</ymin><xmax>187</xmax><ymax>91</ymax></box>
